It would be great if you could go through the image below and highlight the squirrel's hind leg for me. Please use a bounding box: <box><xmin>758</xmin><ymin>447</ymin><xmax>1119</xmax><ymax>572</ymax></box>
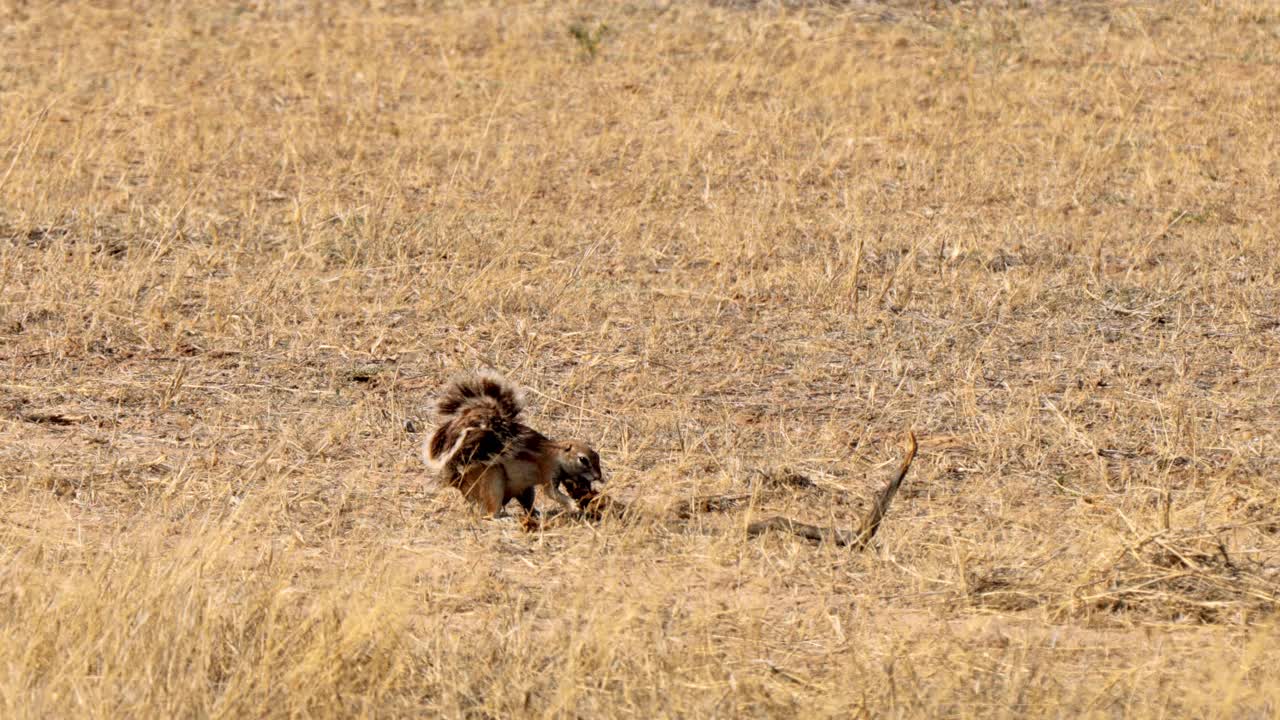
<box><xmin>477</xmin><ymin>465</ymin><xmax>511</xmax><ymax>518</ymax></box>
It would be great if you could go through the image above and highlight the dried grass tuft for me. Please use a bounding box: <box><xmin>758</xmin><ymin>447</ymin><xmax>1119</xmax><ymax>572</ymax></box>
<box><xmin>1076</xmin><ymin>525</ymin><xmax>1280</xmax><ymax>624</ymax></box>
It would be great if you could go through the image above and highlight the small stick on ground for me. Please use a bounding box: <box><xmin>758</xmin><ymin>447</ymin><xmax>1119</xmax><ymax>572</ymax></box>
<box><xmin>746</xmin><ymin>431</ymin><xmax>917</xmax><ymax>549</ymax></box>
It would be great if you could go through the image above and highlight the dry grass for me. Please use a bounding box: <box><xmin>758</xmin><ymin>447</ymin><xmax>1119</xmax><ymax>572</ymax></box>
<box><xmin>3</xmin><ymin>0</ymin><xmax>1280</xmax><ymax>716</ymax></box>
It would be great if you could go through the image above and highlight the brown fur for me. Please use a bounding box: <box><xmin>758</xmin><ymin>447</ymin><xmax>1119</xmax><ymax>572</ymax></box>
<box><xmin>423</xmin><ymin>372</ymin><xmax>604</xmax><ymax>517</ymax></box>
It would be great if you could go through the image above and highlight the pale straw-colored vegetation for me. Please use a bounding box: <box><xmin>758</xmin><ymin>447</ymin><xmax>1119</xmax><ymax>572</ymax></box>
<box><xmin>2</xmin><ymin>1</ymin><xmax>1279</xmax><ymax>716</ymax></box>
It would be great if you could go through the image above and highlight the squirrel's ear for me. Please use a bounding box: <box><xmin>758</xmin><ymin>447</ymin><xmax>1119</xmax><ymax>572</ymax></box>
<box><xmin>560</xmin><ymin>442</ymin><xmax>573</xmax><ymax>451</ymax></box>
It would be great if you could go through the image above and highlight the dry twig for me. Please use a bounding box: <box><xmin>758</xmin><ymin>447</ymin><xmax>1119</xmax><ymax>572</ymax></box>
<box><xmin>746</xmin><ymin>431</ymin><xmax>917</xmax><ymax>548</ymax></box>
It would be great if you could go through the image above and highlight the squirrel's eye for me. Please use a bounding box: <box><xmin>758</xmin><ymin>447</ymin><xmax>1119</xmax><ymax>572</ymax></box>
<box><xmin>578</xmin><ymin>455</ymin><xmax>588</xmax><ymax>464</ymax></box>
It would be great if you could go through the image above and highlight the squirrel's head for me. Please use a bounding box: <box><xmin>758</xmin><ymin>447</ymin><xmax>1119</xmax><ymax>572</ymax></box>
<box><xmin>556</xmin><ymin>440</ymin><xmax>604</xmax><ymax>501</ymax></box>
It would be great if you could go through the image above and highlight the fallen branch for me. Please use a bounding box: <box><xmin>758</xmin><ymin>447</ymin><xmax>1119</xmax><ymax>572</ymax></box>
<box><xmin>746</xmin><ymin>431</ymin><xmax>917</xmax><ymax>549</ymax></box>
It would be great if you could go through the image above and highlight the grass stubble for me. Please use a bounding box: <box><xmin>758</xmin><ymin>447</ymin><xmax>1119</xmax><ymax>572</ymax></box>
<box><xmin>2</xmin><ymin>0</ymin><xmax>1279</xmax><ymax>716</ymax></box>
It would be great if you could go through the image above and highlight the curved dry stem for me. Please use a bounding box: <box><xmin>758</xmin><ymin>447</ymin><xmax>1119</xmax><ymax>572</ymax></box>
<box><xmin>747</xmin><ymin>431</ymin><xmax>918</xmax><ymax>549</ymax></box>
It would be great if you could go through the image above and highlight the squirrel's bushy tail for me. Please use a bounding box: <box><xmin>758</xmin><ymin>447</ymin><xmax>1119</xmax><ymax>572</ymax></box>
<box><xmin>423</xmin><ymin>372</ymin><xmax>525</xmax><ymax>483</ymax></box>
<box><xmin>434</xmin><ymin>371</ymin><xmax>524</xmax><ymax>421</ymax></box>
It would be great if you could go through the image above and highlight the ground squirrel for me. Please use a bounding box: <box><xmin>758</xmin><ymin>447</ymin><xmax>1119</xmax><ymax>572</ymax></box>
<box><xmin>423</xmin><ymin>372</ymin><xmax>603</xmax><ymax>517</ymax></box>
